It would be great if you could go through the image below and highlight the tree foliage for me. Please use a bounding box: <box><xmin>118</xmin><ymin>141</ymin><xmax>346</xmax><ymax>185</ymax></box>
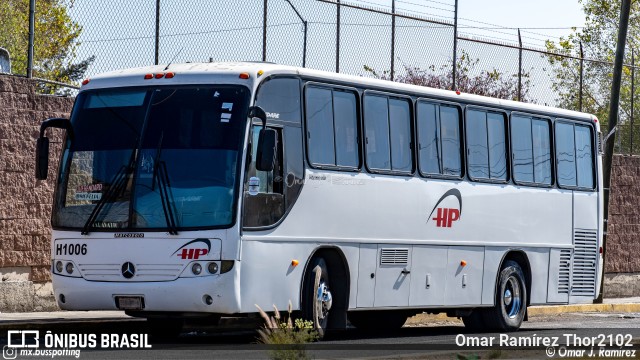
<box><xmin>364</xmin><ymin>51</ymin><xmax>531</xmax><ymax>102</ymax></box>
<box><xmin>545</xmin><ymin>0</ymin><xmax>640</xmax><ymax>150</ymax></box>
<box><xmin>0</xmin><ymin>0</ymin><xmax>93</xmax><ymax>93</ymax></box>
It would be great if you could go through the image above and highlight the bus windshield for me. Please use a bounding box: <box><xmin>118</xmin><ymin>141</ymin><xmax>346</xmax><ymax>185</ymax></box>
<box><xmin>52</xmin><ymin>85</ymin><xmax>250</xmax><ymax>232</ymax></box>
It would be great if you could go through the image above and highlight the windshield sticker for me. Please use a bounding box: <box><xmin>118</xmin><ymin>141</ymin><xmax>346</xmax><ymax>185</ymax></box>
<box><xmin>213</xmin><ymin>91</ymin><xmax>220</xmax><ymax>98</ymax></box>
<box><xmin>76</xmin><ymin>184</ymin><xmax>103</xmax><ymax>192</ymax></box>
<box><xmin>75</xmin><ymin>192</ymin><xmax>102</xmax><ymax>201</ymax></box>
<box><xmin>221</xmin><ymin>102</ymin><xmax>233</xmax><ymax>111</ymax></box>
<box><xmin>220</xmin><ymin>113</ymin><xmax>231</xmax><ymax>123</ymax></box>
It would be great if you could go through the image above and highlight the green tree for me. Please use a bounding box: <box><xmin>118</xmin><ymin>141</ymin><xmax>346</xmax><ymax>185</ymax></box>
<box><xmin>365</xmin><ymin>51</ymin><xmax>531</xmax><ymax>102</ymax></box>
<box><xmin>0</xmin><ymin>0</ymin><xmax>93</xmax><ymax>93</ymax></box>
<box><xmin>545</xmin><ymin>0</ymin><xmax>640</xmax><ymax>152</ymax></box>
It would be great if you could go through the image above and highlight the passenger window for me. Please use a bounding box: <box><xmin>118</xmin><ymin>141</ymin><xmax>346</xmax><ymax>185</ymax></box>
<box><xmin>532</xmin><ymin>119</ymin><xmax>552</xmax><ymax>184</ymax></box>
<box><xmin>417</xmin><ymin>101</ymin><xmax>461</xmax><ymax>176</ymax></box>
<box><xmin>304</xmin><ymin>86</ymin><xmax>359</xmax><ymax>168</ymax></box>
<box><xmin>364</xmin><ymin>94</ymin><xmax>412</xmax><ymax>173</ymax></box>
<box><xmin>512</xmin><ymin>116</ymin><xmax>534</xmax><ymax>183</ymax></box>
<box><xmin>575</xmin><ymin>125</ymin><xmax>594</xmax><ymax>188</ymax></box>
<box><xmin>555</xmin><ymin>122</ymin><xmax>577</xmax><ymax>187</ymax></box>
<box><xmin>466</xmin><ymin>109</ymin><xmax>507</xmax><ymax>181</ymax></box>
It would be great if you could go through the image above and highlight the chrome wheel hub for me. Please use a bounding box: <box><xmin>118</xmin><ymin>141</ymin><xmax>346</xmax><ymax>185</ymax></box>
<box><xmin>316</xmin><ymin>281</ymin><xmax>332</xmax><ymax>320</ymax></box>
<box><xmin>504</xmin><ymin>277</ymin><xmax>522</xmax><ymax>319</ymax></box>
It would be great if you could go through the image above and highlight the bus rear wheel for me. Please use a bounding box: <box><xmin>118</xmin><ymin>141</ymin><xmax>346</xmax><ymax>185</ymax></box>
<box><xmin>485</xmin><ymin>260</ymin><xmax>527</xmax><ymax>332</ymax></box>
<box><xmin>302</xmin><ymin>257</ymin><xmax>333</xmax><ymax>339</ymax></box>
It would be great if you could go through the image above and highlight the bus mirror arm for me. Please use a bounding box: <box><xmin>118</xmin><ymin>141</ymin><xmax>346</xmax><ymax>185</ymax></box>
<box><xmin>35</xmin><ymin>118</ymin><xmax>73</xmax><ymax>180</ymax></box>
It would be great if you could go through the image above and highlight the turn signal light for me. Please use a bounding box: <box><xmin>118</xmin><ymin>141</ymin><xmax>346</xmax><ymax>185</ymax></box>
<box><xmin>81</xmin><ymin>79</ymin><xmax>90</xmax><ymax>86</ymax></box>
<box><xmin>239</xmin><ymin>73</ymin><xmax>250</xmax><ymax>79</ymax></box>
<box><xmin>291</xmin><ymin>259</ymin><xmax>299</xmax><ymax>267</ymax></box>
<box><xmin>460</xmin><ymin>260</ymin><xmax>467</xmax><ymax>267</ymax></box>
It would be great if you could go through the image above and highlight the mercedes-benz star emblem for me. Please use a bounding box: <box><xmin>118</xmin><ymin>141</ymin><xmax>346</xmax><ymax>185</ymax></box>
<box><xmin>121</xmin><ymin>262</ymin><xmax>135</xmax><ymax>279</ymax></box>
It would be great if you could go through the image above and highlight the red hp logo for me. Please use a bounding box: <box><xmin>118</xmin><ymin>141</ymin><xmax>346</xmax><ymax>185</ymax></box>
<box><xmin>432</xmin><ymin>208</ymin><xmax>460</xmax><ymax>227</ymax></box>
<box><xmin>177</xmin><ymin>248</ymin><xmax>208</xmax><ymax>259</ymax></box>
<box><xmin>428</xmin><ymin>189</ymin><xmax>462</xmax><ymax>228</ymax></box>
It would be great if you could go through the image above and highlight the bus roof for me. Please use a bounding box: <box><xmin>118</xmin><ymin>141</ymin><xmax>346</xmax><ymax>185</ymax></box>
<box><xmin>84</xmin><ymin>61</ymin><xmax>595</xmax><ymax>123</ymax></box>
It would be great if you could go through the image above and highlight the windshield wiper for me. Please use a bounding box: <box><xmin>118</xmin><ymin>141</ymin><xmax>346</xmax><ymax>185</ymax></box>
<box><xmin>154</xmin><ymin>160</ymin><xmax>178</xmax><ymax>235</ymax></box>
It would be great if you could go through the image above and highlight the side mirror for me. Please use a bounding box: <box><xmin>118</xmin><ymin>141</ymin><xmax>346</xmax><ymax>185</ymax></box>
<box><xmin>256</xmin><ymin>129</ymin><xmax>277</xmax><ymax>172</ymax></box>
<box><xmin>35</xmin><ymin>137</ymin><xmax>50</xmax><ymax>180</ymax></box>
<box><xmin>35</xmin><ymin>117</ymin><xmax>73</xmax><ymax>180</ymax></box>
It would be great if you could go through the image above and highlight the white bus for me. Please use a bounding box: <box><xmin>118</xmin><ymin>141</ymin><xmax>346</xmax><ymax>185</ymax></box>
<box><xmin>36</xmin><ymin>62</ymin><xmax>602</xmax><ymax>336</ymax></box>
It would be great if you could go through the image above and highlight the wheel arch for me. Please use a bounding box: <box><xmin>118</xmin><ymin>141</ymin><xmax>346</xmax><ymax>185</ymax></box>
<box><xmin>300</xmin><ymin>246</ymin><xmax>351</xmax><ymax>329</ymax></box>
<box><xmin>496</xmin><ymin>250</ymin><xmax>532</xmax><ymax>307</ymax></box>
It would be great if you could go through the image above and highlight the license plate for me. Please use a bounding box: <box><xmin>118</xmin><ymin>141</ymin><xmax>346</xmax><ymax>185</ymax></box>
<box><xmin>116</xmin><ymin>296</ymin><xmax>144</xmax><ymax>310</ymax></box>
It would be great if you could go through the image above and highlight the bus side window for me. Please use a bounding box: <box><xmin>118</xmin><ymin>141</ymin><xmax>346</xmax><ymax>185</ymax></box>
<box><xmin>243</xmin><ymin>125</ymin><xmax>285</xmax><ymax>227</ymax></box>
<box><xmin>466</xmin><ymin>109</ymin><xmax>507</xmax><ymax>181</ymax></box>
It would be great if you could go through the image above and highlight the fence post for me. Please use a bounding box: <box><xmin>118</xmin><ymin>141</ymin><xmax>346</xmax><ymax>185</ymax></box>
<box><xmin>336</xmin><ymin>0</ymin><xmax>341</xmax><ymax>73</ymax></box>
<box><xmin>517</xmin><ymin>28</ymin><xmax>522</xmax><ymax>102</ymax></box>
<box><xmin>579</xmin><ymin>42</ymin><xmax>584</xmax><ymax>112</ymax></box>
<box><xmin>391</xmin><ymin>0</ymin><xmax>396</xmax><ymax>81</ymax></box>
<box><xmin>631</xmin><ymin>48</ymin><xmax>635</xmax><ymax>154</ymax></box>
<box><xmin>284</xmin><ymin>0</ymin><xmax>307</xmax><ymax>68</ymax></box>
<box><xmin>262</xmin><ymin>0</ymin><xmax>268</xmax><ymax>62</ymax></box>
<box><xmin>27</xmin><ymin>0</ymin><xmax>35</xmax><ymax>78</ymax></box>
<box><xmin>451</xmin><ymin>0</ymin><xmax>458</xmax><ymax>90</ymax></box>
<box><xmin>154</xmin><ymin>0</ymin><xmax>160</xmax><ymax>65</ymax></box>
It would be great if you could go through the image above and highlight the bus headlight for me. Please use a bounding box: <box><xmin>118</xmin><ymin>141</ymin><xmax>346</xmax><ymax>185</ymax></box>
<box><xmin>191</xmin><ymin>263</ymin><xmax>202</xmax><ymax>275</ymax></box>
<box><xmin>65</xmin><ymin>262</ymin><xmax>74</xmax><ymax>274</ymax></box>
<box><xmin>207</xmin><ymin>262</ymin><xmax>218</xmax><ymax>274</ymax></box>
<box><xmin>55</xmin><ymin>261</ymin><xmax>63</xmax><ymax>273</ymax></box>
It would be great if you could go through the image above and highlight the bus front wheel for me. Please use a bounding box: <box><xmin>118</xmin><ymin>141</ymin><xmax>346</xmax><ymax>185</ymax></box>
<box><xmin>302</xmin><ymin>257</ymin><xmax>332</xmax><ymax>339</ymax></box>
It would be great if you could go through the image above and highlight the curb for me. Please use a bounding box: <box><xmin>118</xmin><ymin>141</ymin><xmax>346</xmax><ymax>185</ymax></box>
<box><xmin>407</xmin><ymin>302</ymin><xmax>640</xmax><ymax>324</ymax></box>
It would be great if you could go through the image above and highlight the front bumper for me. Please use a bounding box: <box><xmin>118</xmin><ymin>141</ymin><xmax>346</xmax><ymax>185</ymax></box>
<box><xmin>52</xmin><ymin>266</ymin><xmax>241</xmax><ymax>314</ymax></box>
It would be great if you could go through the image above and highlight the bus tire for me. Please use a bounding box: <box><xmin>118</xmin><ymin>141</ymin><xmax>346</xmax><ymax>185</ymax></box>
<box><xmin>302</xmin><ymin>257</ymin><xmax>332</xmax><ymax>339</ymax></box>
<box><xmin>348</xmin><ymin>311</ymin><xmax>408</xmax><ymax>332</ymax></box>
<box><xmin>485</xmin><ymin>260</ymin><xmax>527</xmax><ymax>332</ymax></box>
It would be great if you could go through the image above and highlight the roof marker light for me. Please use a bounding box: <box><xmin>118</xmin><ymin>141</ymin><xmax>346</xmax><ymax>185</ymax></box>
<box><xmin>257</xmin><ymin>70</ymin><xmax>264</xmax><ymax>77</ymax></box>
<box><xmin>155</xmin><ymin>73</ymin><xmax>164</xmax><ymax>79</ymax></box>
<box><xmin>144</xmin><ymin>74</ymin><xmax>153</xmax><ymax>80</ymax></box>
<box><xmin>165</xmin><ymin>72</ymin><xmax>175</xmax><ymax>79</ymax></box>
<box><xmin>239</xmin><ymin>72</ymin><xmax>250</xmax><ymax>79</ymax></box>
<box><xmin>455</xmin><ymin>90</ymin><xmax>461</xmax><ymax>95</ymax></box>
<box><xmin>81</xmin><ymin>79</ymin><xmax>90</xmax><ymax>86</ymax></box>
<box><xmin>594</xmin><ymin>117</ymin><xmax>599</xmax><ymax>123</ymax></box>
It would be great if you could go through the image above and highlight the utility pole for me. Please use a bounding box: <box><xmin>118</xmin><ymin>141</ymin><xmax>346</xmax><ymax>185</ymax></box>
<box><xmin>597</xmin><ymin>0</ymin><xmax>632</xmax><ymax>303</ymax></box>
<box><xmin>154</xmin><ymin>0</ymin><xmax>160</xmax><ymax>65</ymax></box>
<box><xmin>27</xmin><ymin>0</ymin><xmax>35</xmax><ymax>78</ymax></box>
<box><xmin>451</xmin><ymin>0</ymin><xmax>458</xmax><ymax>90</ymax></box>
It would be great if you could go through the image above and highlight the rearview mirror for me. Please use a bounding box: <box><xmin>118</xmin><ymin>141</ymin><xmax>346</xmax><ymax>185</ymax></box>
<box><xmin>256</xmin><ymin>129</ymin><xmax>277</xmax><ymax>172</ymax></box>
<box><xmin>35</xmin><ymin>117</ymin><xmax>73</xmax><ymax>180</ymax></box>
<box><xmin>35</xmin><ymin>137</ymin><xmax>50</xmax><ymax>180</ymax></box>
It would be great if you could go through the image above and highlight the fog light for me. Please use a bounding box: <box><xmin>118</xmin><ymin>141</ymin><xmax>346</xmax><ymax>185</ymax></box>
<box><xmin>65</xmin><ymin>262</ymin><xmax>74</xmax><ymax>274</ymax></box>
<box><xmin>203</xmin><ymin>294</ymin><xmax>213</xmax><ymax>305</ymax></box>
<box><xmin>55</xmin><ymin>261</ymin><xmax>63</xmax><ymax>273</ymax></box>
<box><xmin>192</xmin><ymin>263</ymin><xmax>202</xmax><ymax>275</ymax></box>
<box><xmin>59</xmin><ymin>294</ymin><xmax>66</xmax><ymax>303</ymax></box>
<box><xmin>207</xmin><ymin>262</ymin><xmax>218</xmax><ymax>274</ymax></box>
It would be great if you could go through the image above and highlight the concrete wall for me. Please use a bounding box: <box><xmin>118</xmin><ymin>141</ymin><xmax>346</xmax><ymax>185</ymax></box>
<box><xmin>0</xmin><ymin>75</ymin><xmax>73</xmax><ymax>311</ymax></box>
<box><xmin>0</xmin><ymin>74</ymin><xmax>639</xmax><ymax>311</ymax></box>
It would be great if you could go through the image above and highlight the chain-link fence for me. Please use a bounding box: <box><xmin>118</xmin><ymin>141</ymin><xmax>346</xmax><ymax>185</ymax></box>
<box><xmin>7</xmin><ymin>0</ymin><xmax>639</xmax><ymax>154</ymax></box>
